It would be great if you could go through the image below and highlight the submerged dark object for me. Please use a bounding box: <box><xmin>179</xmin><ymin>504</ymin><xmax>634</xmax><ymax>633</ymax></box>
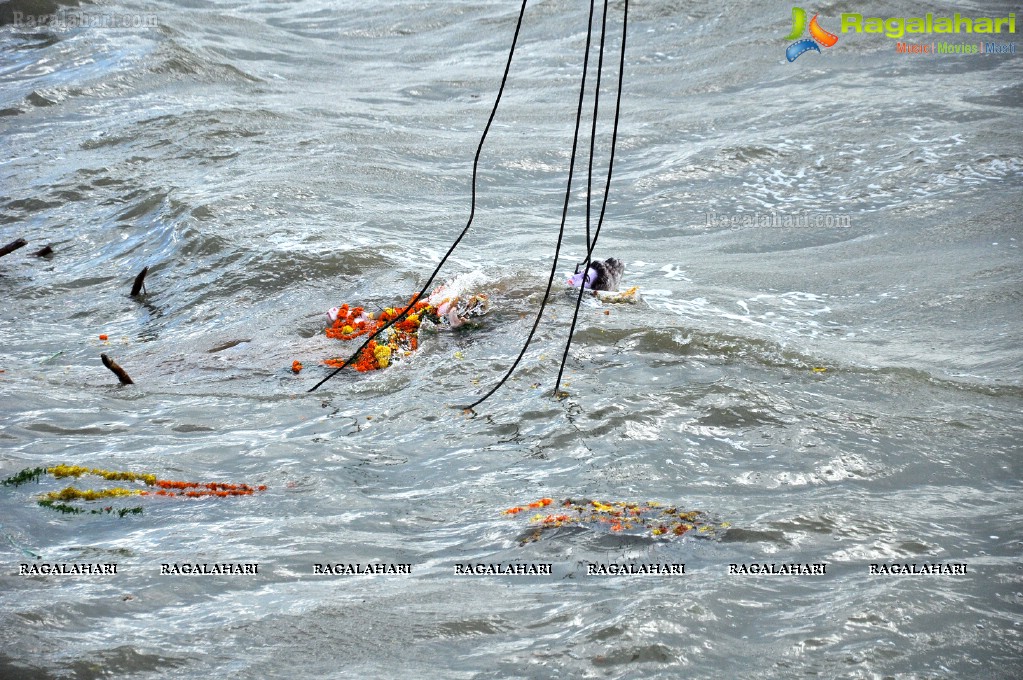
<box><xmin>130</xmin><ymin>266</ymin><xmax>149</xmax><ymax>297</ymax></box>
<box><xmin>0</xmin><ymin>238</ymin><xmax>27</xmax><ymax>258</ymax></box>
<box><xmin>101</xmin><ymin>353</ymin><xmax>134</xmax><ymax>385</ymax></box>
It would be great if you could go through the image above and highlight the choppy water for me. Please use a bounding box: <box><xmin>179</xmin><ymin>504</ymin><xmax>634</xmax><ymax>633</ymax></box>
<box><xmin>2</xmin><ymin>0</ymin><xmax>1022</xmax><ymax>677</ymax></box>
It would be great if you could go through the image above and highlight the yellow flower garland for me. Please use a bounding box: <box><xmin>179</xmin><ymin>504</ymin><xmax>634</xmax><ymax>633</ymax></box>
<box><xmin>47</xmin><ymin>464</ymin><xmax>157</xmax><ymax>486</ymax></box>
<box><xmin>2</xmin><ymin>465</ymin><xmax>267</xmax><ymax>516</ymax></box>
<box><xmin>44</xmin><ymin>486</ymin><xmax>142</xmax><ymax>502</ymax></box>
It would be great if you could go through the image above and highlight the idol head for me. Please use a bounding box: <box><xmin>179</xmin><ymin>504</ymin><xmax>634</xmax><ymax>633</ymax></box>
<box><xmin>567</xmin><ymin>267</ymin><xmax>596</xmax><ymax>289</ymax></box>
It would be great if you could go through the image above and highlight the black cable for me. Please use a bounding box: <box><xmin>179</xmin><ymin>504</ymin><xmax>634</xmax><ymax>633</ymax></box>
<box><xmin>309</xmin><ymin>0</ymin><xmax>530</xmax><ymax>393</ymax></box>
<box><xmin>579</xmin><ymin>0</ymin><xmax>609</xmax><ymax>269</ymax></box>
<box><xmin>462</xmin><ymin>0</ymin><xmax>600</xmax><ymax>411</ymax></box>
<box><xmin>554</xmin><ymin>0</ymin><xmax>627</xmax><ymax>397</ymax></box>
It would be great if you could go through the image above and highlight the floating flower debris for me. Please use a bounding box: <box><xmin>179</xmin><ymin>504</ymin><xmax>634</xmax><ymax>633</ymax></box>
<box><xmin>594</xmin><ymin>286</ymin><xmax>641</xmax><ymax>304</ymax></box>
<box><xmin>314</xmin><ymin>284</ymin><xmax>490</xmax><ymax>373</ymax></box>
<box><xmin>321</xmin><ymin>298</ymin><xmax>433</xmax><ymax>372</ymax></box>
<box><xmin>503</xmin><ymin>498</ymin><xmax>728</xmax><ymax>543</ymax></box>
<box><xmin>2</xmin><ymin>465</ymin><xmax>267</xmax><ymax>516</ymax></box>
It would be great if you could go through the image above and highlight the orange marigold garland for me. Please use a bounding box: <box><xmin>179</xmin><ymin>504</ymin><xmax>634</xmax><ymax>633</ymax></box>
<box><xmin>503</xmin><ymin>498</ymin><xmax>728</xmax><ymax>544</ymax></box>
<box><xmin>319</xmin><ymin>294</ymin><xmax>448</xmax><ymax>374</ymax></box>
<box><xmin>322</xmin><ymin>296</ymin><xmax>435</xmax><ymax>372</ymax></box>
<box><xmin>2</xmin><ymin>465</ymin><xmax>267</xmax><ymax>516</ymax></box>
<box><xmin>309</xmin><ymin>284</ymin><xmax>491</xmax><ymax>374</ymax></box>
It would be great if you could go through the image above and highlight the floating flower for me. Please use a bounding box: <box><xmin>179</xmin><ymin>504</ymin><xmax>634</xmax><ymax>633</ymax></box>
<box><xmin>292</xmin><ymin>361</ymin><xmax>303</xmax><ymax>374</ymax></box>
<box><xmin>47</xmin><ymin>465</ymin><xmax>157</xmax><ymax>486</ymax></box>
<box><xmin>320</xmin><ymin>291</ymin><xmax>479</xmax><ymax>373</ymax></box>
<box><xmin>43</xmin><ymin>486</ymin><xmax>142</xmax><ymax>502</ymax></box>
<box><xmin>502</xmin><ymin>497</ymin><xmax>725</xmax><ymax>543</ymax></box>
<box><xmin>374</xmin><ymin>344</ymin><xmax>392</xmax><ymax>369</ymax></box>
<box><xmin>2</xmin><ymin>465</ymin><xmax>268</xmax><ymax>516</ymax></box>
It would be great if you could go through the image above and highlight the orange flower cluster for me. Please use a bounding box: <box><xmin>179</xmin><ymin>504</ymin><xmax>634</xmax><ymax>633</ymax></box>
<box><xmin>144</xmin><ymin>481</ymin><xmax>266</xmax><ymax>499</ymax></box>
<box><xmin>322</xmin><ymin>297</ymin><xmax>435</xmax><ymax>372</ymax></box>
<box><xmin>149</xmin><ymin>490</ymin><xmax>244</xmax><ymax>498</ymax></box>
<box><xmin>502</xmin><ymin>498</ymin><xmax>554</xmax><ymax>515</ymax></box>
<box><xmin>324</xmin><ymin>304</ymin><xmax>372</xmax><ymax>341</ymax></box>
<box><xmin>536</xmin><ymin>513</ymin><xmax>574</xmax><ymax>527</ymax></box>
<box><xmin>143</xmin><ymin>480</ymin><xmax>266</xmax><ymax>498</ymax></box>
<box><xmin>325</xmin><ymin>339</ymin><xmax>383</xmax><ymax>372</ymax></box>
<box><xmin>292</xmin><ymin>360</ymin><xmax>303</xmax><ymax>373</ymax></box>
<box><xmin>151</xmin><ymin>480</ymin><xmax>265</xmax><ymax>491</ymax></box>
<box><xmin>503</xmin><ymin>498</ymin><xmax>727</xmax><ymax>543</ymax></box>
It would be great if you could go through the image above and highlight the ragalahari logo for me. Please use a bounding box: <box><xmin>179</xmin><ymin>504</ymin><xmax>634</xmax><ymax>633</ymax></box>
<box><xmin>786</xmin><ymin>7</ymin><xmax>839</xmax><ymax>61</ymax></box>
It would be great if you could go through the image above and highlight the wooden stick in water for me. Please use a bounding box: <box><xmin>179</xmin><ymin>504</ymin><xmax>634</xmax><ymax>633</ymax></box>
<box><xmin>0</xmin><ymin>238</ymin><xmax>27</xmax><ymax>258</ymax></box>
<box><xmin>130</xmin><ymin>266</ymin><xmax>149</xmax><ymax>297</ymax></box>
<box><xmin>101</xmin><ymin>354</ymin><xmax>134</xmax><ymax>385</ymax></box>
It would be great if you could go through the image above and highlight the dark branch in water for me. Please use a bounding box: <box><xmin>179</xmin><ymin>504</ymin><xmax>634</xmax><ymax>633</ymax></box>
<box><xmin>101</xmin><ymin>353</ymin><xmax>135</xmax><ymax>385</ymax></box>
<box><xmin>0</xmin><ymin>238</ymin><xmax>27</xmax><ymax>258</ymax></box>
<box><xmin>130</xmin><ymin>266</ymin><xmax>149</xmax><ymax>297</ymax></box>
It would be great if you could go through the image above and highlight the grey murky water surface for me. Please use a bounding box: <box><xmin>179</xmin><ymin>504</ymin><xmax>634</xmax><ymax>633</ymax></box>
<box><xmin>1</xmin><ymin>0</ymin><xmax>1021</xmax><ymax>677</ymax></box>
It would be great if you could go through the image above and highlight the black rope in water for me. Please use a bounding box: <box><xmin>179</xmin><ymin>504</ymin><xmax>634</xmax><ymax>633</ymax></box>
<box><xmin>554</xmin><ymin>0</ymin><xmax>628</xmax><ymax>398</ymax></box>
<box><xmin>308</xmin><ymin>0</ymin><xmax>530</xmax><ymax>394</ymax></box>
<box><xmin>579</xmin><ymin>0</ymin><xmax>609</xmax><ymax>270</ymax></box>
<box><xmin>462</xmin><ymin>0</ymin><xmax>600</xmax><ymax>411</ymax></box>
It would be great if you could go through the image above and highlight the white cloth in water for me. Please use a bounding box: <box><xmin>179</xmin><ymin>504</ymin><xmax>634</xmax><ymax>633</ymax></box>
<box><xmin>326</xmin><ymin>271</ymin><xmax>491</xmax><ymax>329</ymax></box>
<box><xmin>427</xmin><ymin>271</ymin><xmax>491</xmax><ymax>328</ymax></box>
